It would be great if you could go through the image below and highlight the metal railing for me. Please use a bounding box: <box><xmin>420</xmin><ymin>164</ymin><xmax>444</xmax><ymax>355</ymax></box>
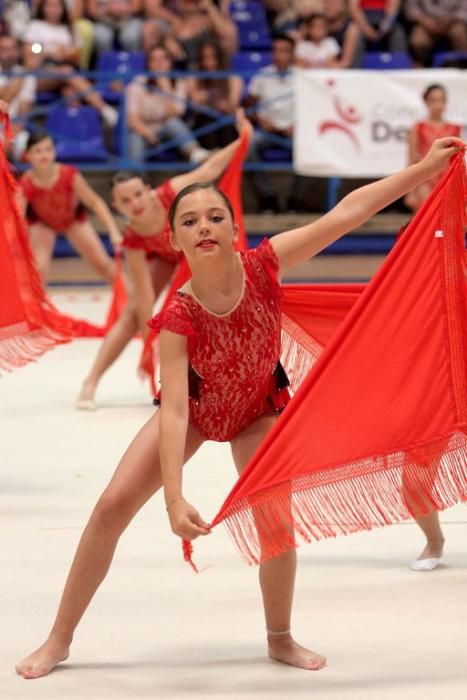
<box><xmin>7</xmin><ymin>66</ymin><xmax>341</xmax><ymax>208</ymax></box>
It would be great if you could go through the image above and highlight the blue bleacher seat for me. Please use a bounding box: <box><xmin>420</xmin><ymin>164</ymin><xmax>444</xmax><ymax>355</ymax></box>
<box><xmin>232</xmin><ymin>51</ymin><xmax>272</xmax><ymax>73</ymax></box>
<box><xmin>362</xmin><ymin>52</ymin><xmax>412</xmax><ymax>69</ymax></box>
<box><xmin>47</xmin><ymin>107</ymin><xmax>110</xmax><ymax>162</ymax></box>
<box><xmin>96</xmin><ymin>51</ymin><xmax>146</xmax><ymax>103</ymax></box>
<box><xmin>37</xmin><ymin>90</ymin><xmax>58</xmax><ymax>105</ymax></box>
<box><xmin>433</xmin><ymin>51</ymin><xmax>467</xmax><ymax>67</ymax></box>
<box><xmin>239</xmin><ymin>25</ymin><xmax>272</xmax><ymax>51</ymax></box>
<box><xmin>230</xmin><ymin>0</ymin><xmax>265</xmax><ymax>21</ymax></box>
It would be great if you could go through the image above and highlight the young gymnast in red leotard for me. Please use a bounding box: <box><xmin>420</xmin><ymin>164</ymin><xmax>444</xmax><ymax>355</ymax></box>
<box><xmin>16</xmin><ymin>135</ymin><xmax>462</xmax><ymax>679</ymax></box>
<box><xmin>77</xmin><ymin>118</ymin><xmax>250</xmax><ymax>410</ymax></box>
<box><xmin>405</xmin><ymin>84</ymin><xmax>462</xmax><ymax>213</ymax></box>
<box><xmin>18</xmin><ymin>131</ymin><xmax>122</xmax><ymax>283</ymax></box>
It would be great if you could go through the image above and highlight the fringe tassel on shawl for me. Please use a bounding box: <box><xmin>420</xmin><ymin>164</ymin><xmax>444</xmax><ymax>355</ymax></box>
<box><xmin>215</xmin><ymin>431</ymin><xmax>467</xmax><ymax>565</ymax></box>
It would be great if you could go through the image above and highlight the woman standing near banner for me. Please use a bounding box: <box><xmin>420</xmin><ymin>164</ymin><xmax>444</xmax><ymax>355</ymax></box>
<box><xmin>405</xmin><ymin>84</ymin><xmax>462</xmax><ymax>212</ymax></box>
<box><xmin>76</xmin><ymin>113</ymin><xmax>251</xmax><ymax>410</ymax></box>
<box><xmin>16</xmin><ymin>135</ymin><xmax>463</xmax><ymax>680</ymax></box>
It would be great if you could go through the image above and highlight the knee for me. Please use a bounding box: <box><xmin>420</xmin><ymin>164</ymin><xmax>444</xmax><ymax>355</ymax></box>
<box><xmin>410</xmin><ymin>25</ymin><xmax>431</xmax><ymax>47</ymax></box>
<box><xmin>92</xmin><ymin>493</ymin><xmax>132</xmax><ymax>534</ymax></box>
<box><xmin>120</xmin><ymin>305</ymin><xmax>138</xmax><ymax>331</ymax></box>
<box><xmin>448</xmin><ymin>21</ymin><xmax>467</xmax><ymax>46</ymax></box>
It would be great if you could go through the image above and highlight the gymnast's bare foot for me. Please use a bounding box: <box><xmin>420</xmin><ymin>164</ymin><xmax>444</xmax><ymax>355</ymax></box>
<box><xmin>16</xmin><ymin>637</ymin><xmax>70</xmax><ymax>679</ymax></box>
<box><xmin>267</xmin><ymin>633</ymin><xmax>326</xmax><ymax>671</ymax></box>
<box><xmin>76</xmin><ymin>380</ymin><xmax>97</xmax><ymax>411</ymax></box>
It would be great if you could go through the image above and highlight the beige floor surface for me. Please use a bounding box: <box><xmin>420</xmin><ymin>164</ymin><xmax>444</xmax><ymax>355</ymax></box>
<box><xmin>1</xmin><ymin>291</ymin><xmax>466</xmax><ymax>700</ymax></box>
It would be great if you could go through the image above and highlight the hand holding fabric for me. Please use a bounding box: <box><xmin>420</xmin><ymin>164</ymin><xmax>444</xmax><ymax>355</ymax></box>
<box><xmin>167</xmin><ymin>499</ymin><xmax>211</xmax><ymax>541</ymax></box>
<box><xmin>421</xmin><ymin>137</ymin><xmax>465</xmax><ymax>179</ymax></box>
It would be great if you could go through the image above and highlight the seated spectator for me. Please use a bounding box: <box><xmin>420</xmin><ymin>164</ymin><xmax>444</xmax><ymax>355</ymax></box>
<box><xmin>164</xmin><ymin>0</ymin><xmax>238</xmax><ymax>67</ymax></box>
<box><xmin>295</xmin><ymin>14</ymin><xmax>341</xmax><ymax>67</ymax></box>
<box><xmin>186</xmin><ymin>39</ymin><xmax>242</xmax><ymax>149</ymax></box>
<box><xmin>272</xmin><ymin>0</ymin><xmax>324</xmax><ymax>40</ymax></box>
<box><xmin>404</xmin><ymin>0</ymin><xmax>467</xmax><ymax>66</ymax></box>
<box><xmin>87</xmin><ymin>0</ymin><xmax>144</xmax><ymax>52</ymax></box>
<box><xmin>33</xmin><ymin>0</ymin><xmax>95</xmax><ymax>68</ymax></box>
<box><xmin>0</xmin><ymin>34</ymin><xmax>36</xmax><ymax>159</ymax></box>
<box><xmin>325</xmin><ymin>0</ymin><xmax>362</xmax><ymax>68</ymax></box>
<box><xmin>349</xmin><ymin>0</ymin><xmax>407</xmax><ymax>53</ymax></box>
<box><xmin>245</xmin><ymin>35</ymin><xmax>304</xmax><ymax>212</ymax></box>
<box><xmin>24</xmin><ymin>0</ymin><xmax>118</xmax><ymax>125</ymax></box>
<box><xmin>126</xmin><ymin>44</ymin><xmax>210</xmax><ymax>163</ymax></box>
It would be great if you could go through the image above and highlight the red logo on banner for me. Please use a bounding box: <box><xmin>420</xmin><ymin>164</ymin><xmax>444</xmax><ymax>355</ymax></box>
<box><xmin>318</xmin><ymin>79</ymin><xmax>362</xmax><ymax>151</ymax></box>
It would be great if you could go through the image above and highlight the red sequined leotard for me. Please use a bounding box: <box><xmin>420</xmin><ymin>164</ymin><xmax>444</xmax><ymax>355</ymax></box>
<box><xmin>122</xmin><ymin>180</ymin><xmax>183</xmax><ymax>265</ymax></box>
<box><xmin>149</xmin><ymin>239</ymin><xmax>290</xmax><ymax>442</ymax></box>
<box><xmin>20</xmin><ymin>164</ymin><xmax>87</xmax><ymax>231</ymax></box>
<box><xmin>415</xmin><ymin>121</ymin><xmax>461</xmax><ymax>159</ymax></box>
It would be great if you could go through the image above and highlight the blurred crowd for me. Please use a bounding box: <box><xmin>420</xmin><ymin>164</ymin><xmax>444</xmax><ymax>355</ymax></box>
<box><xmin>0</xmin><ymin>0</ymin><xmax>465</xmax><ymax>209</ymax></box>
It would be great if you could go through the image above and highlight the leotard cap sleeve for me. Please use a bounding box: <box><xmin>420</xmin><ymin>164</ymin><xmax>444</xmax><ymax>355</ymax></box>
<box><xmin>252</xmin><ymin>238</ymin><xmax>280</xmax><ymax>279</ymax></box>
<box><xmin>148</xmin><ymin>296</ymin><xmax>195</xmax><ymax>338</ymax></box>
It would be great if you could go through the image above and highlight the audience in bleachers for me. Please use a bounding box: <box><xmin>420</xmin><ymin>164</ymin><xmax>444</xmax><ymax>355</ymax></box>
<box><xmin>349</xmin><ymin>0</ymin><xmax>407</xmax><ymax>53</ymax></box>
<box><xmin>126</xmin><ymin>43</ymin><xmax>211</xmax><ymax>162</ymax></box>
<box><xmin>0</xmin><ymin>0</ymin><xmax>465</xmax><ymax>172</ymax></box>
<box><xmin>186</xmin><ymin>39</ymin><xmax>242</xmax><ymax>149</ymax></box>
<box><xmin>404</xmin><ymin>0</ymin><xmax>467</xmax><ymax>66</ymax></box>
<box><xmin>295</xmin><ymin>13</ymin><xmax>341</xmax><ymax>67</ymax></box>
<box><xmin>325</xmin><ymin>0</ymin><xmax>362</xmax><ymax>67</ymax></box>
<box><xmin>87</xmin><ymin>0</ymin><xmax>144</xmax><ymax>52</ymax></box>
<box><xmin>0</xmin><ymin>34</ymin><xmax>36</xmax><ymax>158</ymax></box>
<box><xmin>24</xmin><ymin>0</ymin><xmax>119</xmax><ymax>125</ymax></box>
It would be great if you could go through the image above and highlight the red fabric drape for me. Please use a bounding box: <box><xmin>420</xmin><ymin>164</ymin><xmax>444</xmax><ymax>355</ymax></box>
<box><xmin>139</xmin><ymin>130</ymin><xmax>251</xmax><ymax>392</ymax></box>
<box><xmin>209</xmin><ymin>153</ymin><xmax>467</xmax><ymax>566</ymax></box>
<box><xmin>65</xmin><ymin>251</ymin><xmax>127</xmax><ymax>338</ymax></box>
<box><xmin>0</xmin><ymin>130</ymin><xmax>73</xmax><ymax>372</ymax></box>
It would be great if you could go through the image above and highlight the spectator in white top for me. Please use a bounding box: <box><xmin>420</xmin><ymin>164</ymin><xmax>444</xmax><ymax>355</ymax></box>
<box><xmin>0</xmin><ymin>34</ymin><xmax>36</xmax><ymax>159</ymax></box>
<box><xmin>246</xmin><ymin>35</ymin><xmax>304</xmax><ymax>212</ymax></box>
<box><xmin>295</xmin><ymin>14</ymin><xmax>341</xmax><ymax>67</ymax></box>
<box><xmin>24</xmin><ymin>0</ymin><xmax>118</xmax><ymax>125</ymax></box>
<box><xmin>32</xmin><ymin>1</ymin><xmax>95</xmax><ymax>68</ymax></box>
<box><xmin>126</xmin><ymin>44</ymin><xmax>210</xmax><ymax>163</ymax></box>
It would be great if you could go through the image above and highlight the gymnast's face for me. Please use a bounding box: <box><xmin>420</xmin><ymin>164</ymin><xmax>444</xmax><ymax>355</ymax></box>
<box><xmin>26</xmin><ymin>137</ymin><xmax>56</xmax><ymax>169</ymax></box>
<box><xmin>424</xmin><ymin>88</ymin><xmax>447</xmax><ymax>121</ymax></box>
<box><xmin>112</xmin><ymin>178</ymin><xmax>153</xmax><ymax>220</ymax></box>
<box><xmin>171</xmin><ymin>189</ymin><xmax>237</xmax><ymax>260</ymax></box>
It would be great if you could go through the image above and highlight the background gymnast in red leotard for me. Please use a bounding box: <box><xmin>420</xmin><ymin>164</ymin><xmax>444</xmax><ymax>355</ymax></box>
<box><xmin>17</xmin><ymin>131</ymin><xmax>123</xmax><ymax>283</ymax></box>
<box><xmin>77</xmin><ymin>115</ymin><xmax>251</xmax><ymax>410</ymax></box>
<box><xmin>405</xmin><ymin>83</ymin><xmax>462</xmax><ymax>212</ymax></box>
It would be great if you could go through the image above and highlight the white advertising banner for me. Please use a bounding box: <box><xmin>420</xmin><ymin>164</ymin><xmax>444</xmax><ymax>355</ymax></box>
<box><xmin>294</xmin><ymin>69</ymin><xmax>467</xmax><ymax>178</ymax></box>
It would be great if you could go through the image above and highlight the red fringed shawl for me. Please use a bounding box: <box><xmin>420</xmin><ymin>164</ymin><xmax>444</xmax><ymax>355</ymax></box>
<box><xmin>0</xmin><ymin>131</ymin><xmax>73</xmax><ymax>372</ymax></box>
<box><xmin>208</xmin><ymin>153</ymin><xmax>467</xmax><ymax>566</ymax></box>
